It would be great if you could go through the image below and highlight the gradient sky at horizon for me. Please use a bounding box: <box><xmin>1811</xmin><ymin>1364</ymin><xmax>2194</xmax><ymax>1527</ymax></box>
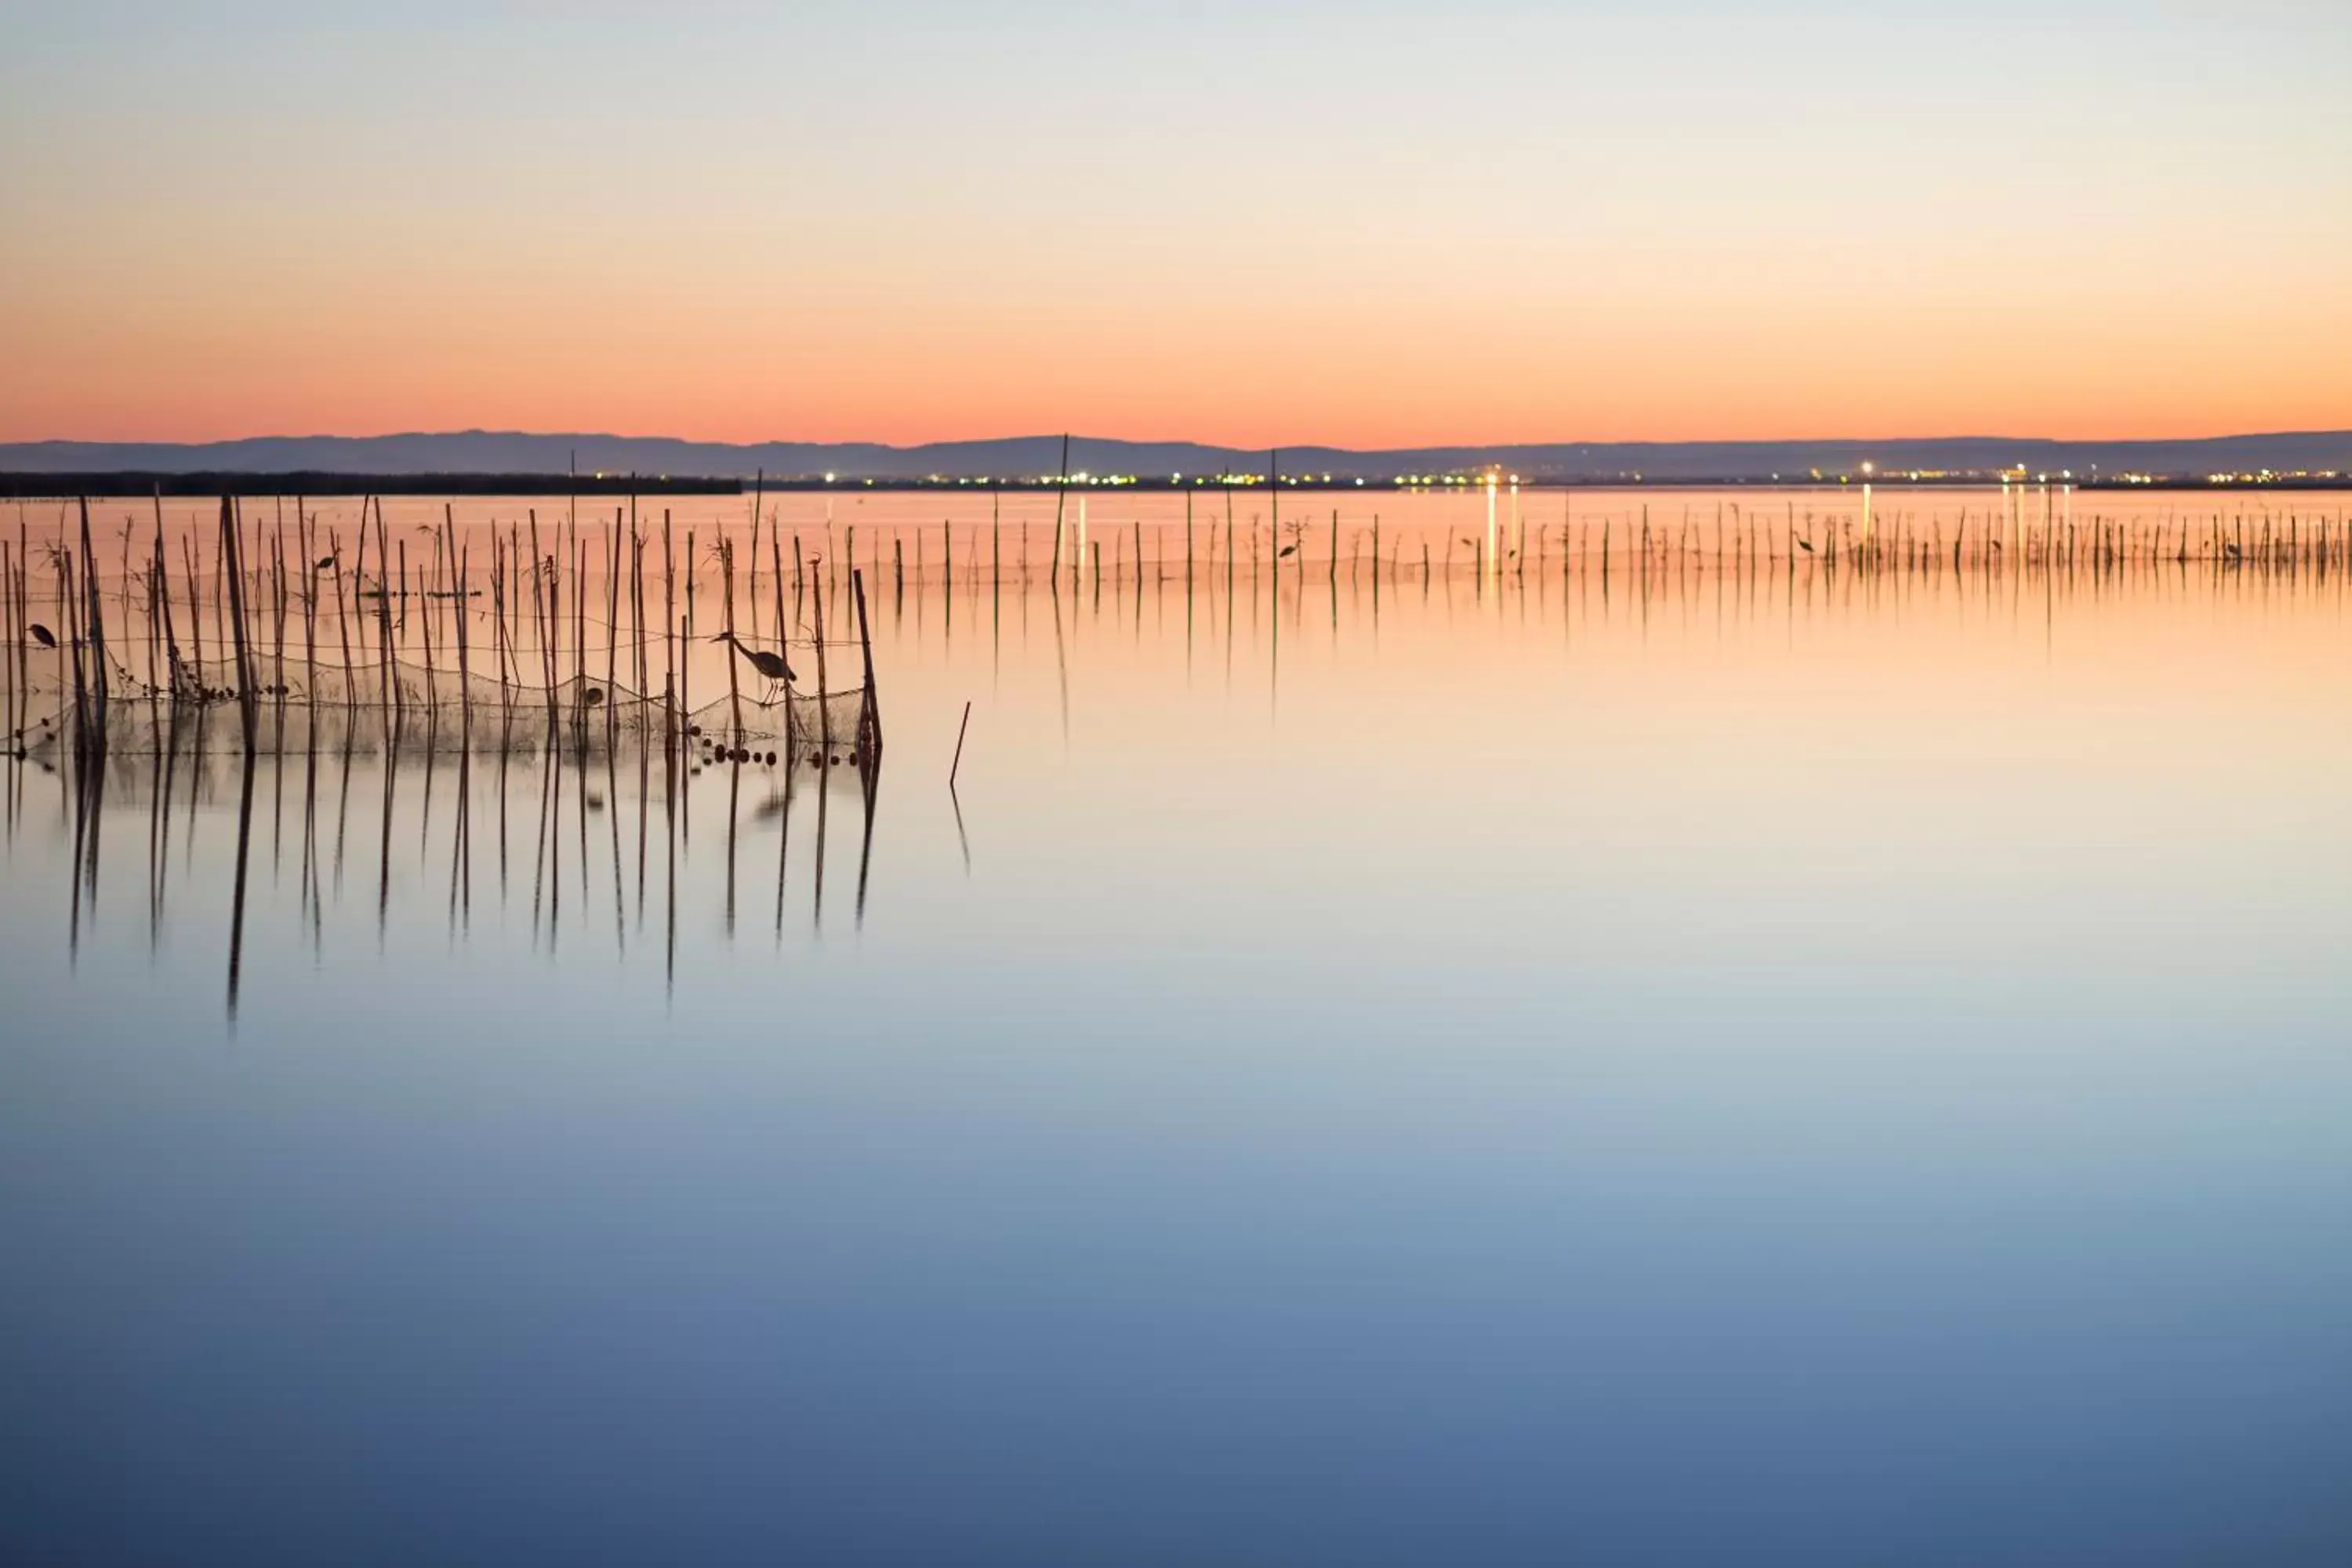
<box><xmin>2</xmin><ymin>1</ymin><xmax>2347</xmax><ymax>447</ymax></box>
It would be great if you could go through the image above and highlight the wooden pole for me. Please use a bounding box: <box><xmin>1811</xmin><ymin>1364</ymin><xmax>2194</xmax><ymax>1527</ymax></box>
<box><xmin>220</xmin><ymin>495</ymin><xmax>257</xmax><ymax>751</ymax></box>
<box><xmin>662</xmin><ymin>509</ymin><xmax>676</xmax><ymax>751</ymax></box>
<box><xmin>723</xmin><ymin>537</ymin><xmax>743</xmax><ymax>750</ymax></box>
<box><xmin>811</xmin><ymin>568</ymin><xmax>833</xmax><ymax>766</ymax></box>
<box><xmin>1050</xmin><ymin>433</ymin><xmax>1069</xmax><ymax>592</ymax></box>
<box><xmin>78</xmin><ymin>498</ymin><xmax>109</xmax><ymax>750</ymax></box>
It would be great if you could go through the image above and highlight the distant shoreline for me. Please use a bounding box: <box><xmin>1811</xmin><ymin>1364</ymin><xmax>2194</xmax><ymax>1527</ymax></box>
<box><xmin>4</xmin><ymin>429</ymin><xmax>2347</xmax><ymax>492</ymax></box>
<box><xmin>3</xmin><ymin>472</ymin><xmax>2347</xmax><ymax>499</ymax></box>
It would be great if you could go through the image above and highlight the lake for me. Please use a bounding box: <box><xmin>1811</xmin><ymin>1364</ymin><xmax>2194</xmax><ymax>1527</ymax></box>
<box><xmin>5</xmin><ymin>486</ymin><xmax>2350</xmax><ymax>1564</ymax></box>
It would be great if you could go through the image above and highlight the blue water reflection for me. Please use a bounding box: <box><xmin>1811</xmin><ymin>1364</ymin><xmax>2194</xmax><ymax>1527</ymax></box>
<box><xmin>4</xmin><ymin>561</ymin><xmax>2349</xmax><ymax>1565</ymax></box>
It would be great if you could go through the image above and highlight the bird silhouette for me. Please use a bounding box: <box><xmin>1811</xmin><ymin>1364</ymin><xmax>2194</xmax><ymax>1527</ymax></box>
<box><xmin>1278</xmin><ymin>543</ymin><xmax>1298</xmax><ymax>559</ymax></box>
<box><xmin>1796</xmin><ymin>537</ymin><xmax>1815</xmax><ymax>554</ymax></box>
<box><xmin>28</xmin><ymin>623</ymin><xmax>56</xmax><ymax>648</ymax></box>
<box><xmin>314</xmin><ymin>555</ymin><xmax>336</xmax><ymax>572</ymax></box>
<box><xmin>713</xmin><ymin>631</ymin><xmax>796</xmax><ymax>699</ymax></box>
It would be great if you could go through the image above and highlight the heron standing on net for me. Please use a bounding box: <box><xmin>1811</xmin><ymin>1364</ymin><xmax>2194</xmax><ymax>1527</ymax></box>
<box><xmin>713</xmin><ymin>630</ymin><xmax>797</xmax><ymax>704</ymax></box>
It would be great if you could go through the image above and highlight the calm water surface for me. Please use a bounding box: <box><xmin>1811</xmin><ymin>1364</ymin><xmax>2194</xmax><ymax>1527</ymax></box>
<box><xmin>5</xmin><ymin>490</ymin><xmax>2350</xmax><ymax>1564</ymax></box>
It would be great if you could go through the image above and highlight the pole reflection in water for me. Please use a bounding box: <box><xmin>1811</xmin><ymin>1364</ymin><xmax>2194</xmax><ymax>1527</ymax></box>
<box><xmin>225</xmin><ymin>750</ymin><xmax>256</xmax><ymax>1019</ymax></box>
<box><xmin>18</xmin><ymin>720</ymin><xmax>886</xmax><ymax>1024</ymax></box>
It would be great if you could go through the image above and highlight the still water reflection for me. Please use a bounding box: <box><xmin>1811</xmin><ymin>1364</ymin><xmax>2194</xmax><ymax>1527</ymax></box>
<box><xmin>22</xmin><ymin>732</ymin><xmax>879</xmax><ymax>1017</ymax></box>
<box><xmin>4</xmin><ymin>516</ymin><xmax>2350</xmax><ymax>1564</ymax></box>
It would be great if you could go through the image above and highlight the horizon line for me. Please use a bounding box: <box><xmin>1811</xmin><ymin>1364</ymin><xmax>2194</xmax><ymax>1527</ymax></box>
<box><xmin>8</xmin><ymin>424</ymin><xmax>2352</xmax><ymax>453</ymax></box>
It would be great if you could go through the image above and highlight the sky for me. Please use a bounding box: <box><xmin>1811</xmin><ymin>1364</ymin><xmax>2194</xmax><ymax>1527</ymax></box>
<box><xmin>2</xmin><ymin>1</ymin><xmax>2347</xmax><ymax>447</ymax></box>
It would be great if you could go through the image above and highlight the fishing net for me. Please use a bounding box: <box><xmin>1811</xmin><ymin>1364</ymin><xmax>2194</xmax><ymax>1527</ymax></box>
<box><xmin>10</xmin><ymin>651</ymin><xmax>877</xmax><ymax>763</ymax></box>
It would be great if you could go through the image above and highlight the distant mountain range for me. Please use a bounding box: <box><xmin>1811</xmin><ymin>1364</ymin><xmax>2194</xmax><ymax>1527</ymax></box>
<box><xmin>3</xmin><ymin>430</ymin><xmax>2347</xmax><ymax>484</ymax></box>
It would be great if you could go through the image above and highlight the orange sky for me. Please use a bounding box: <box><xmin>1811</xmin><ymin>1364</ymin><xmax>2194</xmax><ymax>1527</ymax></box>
<box><xmin>4</xmin><ymin>5</ymin><xmax>2347</xmax><ymax>447</ymax></box>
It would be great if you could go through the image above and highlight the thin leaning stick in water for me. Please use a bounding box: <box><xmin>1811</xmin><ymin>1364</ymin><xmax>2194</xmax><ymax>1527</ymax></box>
<box><xmin>662</xmin><ymin>510</ymin><xmax>676</xmax><ymax>748</ymax></box>
<box><xmin>2</xmin><ymin>538</ymin><xmax>13</xmax><ymax>736</ymax></box>
<box><xmin>720</xmin><ymin>537</ymin><xmax>742</xmax><ymax>748</ymax></box>
<box><xmin>572</xmin><ymin>532</ymin><xmax>588</xmax><ymax>742</ymax></box>
<box><xmin>452</xmin><ymin>515</ymin><xmax>472</xmax><ymax>737</ymax></box>
<box><xmin>272</xmin><ymin>514</ymin><xmax>289</xmax><ymax>728</ymax></box>
<box><xmin>631</xmin><ymin>515</ymin><xmax>648</xmax><ymax>738</ymax></box>
<box><xmin>604</xmin><ymin>510</ymin><xmax>621</xmax><ymax>750</ymax></box>
<box><xmin>220</xmin><ymin>496</ymin><xmax>256</xmax><ymax>750</ymax></box>
<box><xmin>771</xmin><ymin>525</ymin><xmax>789</xmax><ymax>752</ymax></box>
<box><xmin>298</xmin><ymin>505</ymin><xmax>316</xmax><ymax>723</ymax></box>
<box><xmin>375</xmin><ymin>499</ymin><xmax>397</xmax><ymax>735</ymax></box>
